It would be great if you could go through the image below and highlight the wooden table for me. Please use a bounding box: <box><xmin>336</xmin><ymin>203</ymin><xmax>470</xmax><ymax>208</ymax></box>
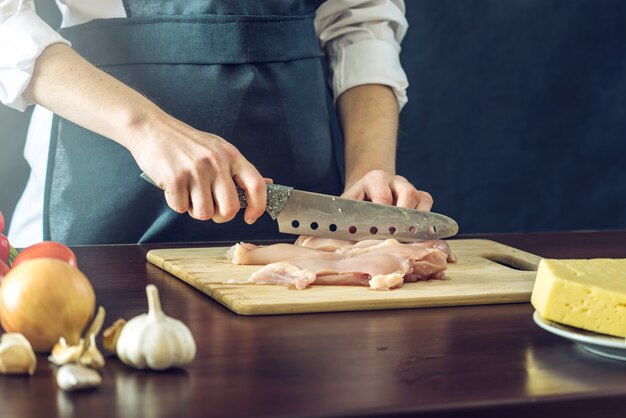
<box><xmin>1</xmin><ymin>230</ymin><xmax>626</xmax><ymax>418</ymax></box>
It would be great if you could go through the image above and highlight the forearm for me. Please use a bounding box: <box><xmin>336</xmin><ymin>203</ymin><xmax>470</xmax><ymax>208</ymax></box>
<box><xmin>23</xmin><ymin>43</ymin><xmax>167</xmax><ymax>151</ymax></box>
<box><xmin>337</xmin><ymin>84</ymin><xmax>399</xmax><ymax>190</ymax></box>
<box><xmin>23</xmin><ymin>43</ymin><xmax>266</xmax><ymax>223</ymax></box>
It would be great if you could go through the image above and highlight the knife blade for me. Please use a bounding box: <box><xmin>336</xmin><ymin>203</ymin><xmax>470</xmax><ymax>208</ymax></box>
<box><xmin>140</xmin><ymin>173</ymin><xmax>458</xmax><ymax>241</ymax></box>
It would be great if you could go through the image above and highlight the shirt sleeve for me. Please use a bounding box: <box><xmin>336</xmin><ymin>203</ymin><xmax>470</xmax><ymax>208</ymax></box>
<box><xmin>0</xmin><ymin>1</ymin><xmax>70</xmax><ymax>111</ymax></box>
<box><xmin>315</xmin><ymin>0</ymin><xmax>409</xmax><ymax>110</ymax></box>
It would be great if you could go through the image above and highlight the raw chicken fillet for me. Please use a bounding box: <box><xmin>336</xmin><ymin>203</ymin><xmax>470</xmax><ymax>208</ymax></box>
<box><xmin>226</xmin><ymin>237</ymin><xmax>456</xmax><ymax>291</ymax></box>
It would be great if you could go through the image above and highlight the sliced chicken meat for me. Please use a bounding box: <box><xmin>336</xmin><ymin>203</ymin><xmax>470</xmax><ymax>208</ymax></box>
<box><xmin>297</xmin><ymin>236</ymin><xmax>457</xmax><ymax>262</ymax></box>
<box><xmin>226</xmin><ymin>237</ymin><xmax>456</xmax><ymax>291</ymax></box>
<box><xmin>226</xmin><ymin>242</ymin><xmax>325</xmax><ymax>265</ymax></box>
<box><xmin>249</xmin><ymin>252</ymin><xmax>410</xmax><ymax>291</ymax></box>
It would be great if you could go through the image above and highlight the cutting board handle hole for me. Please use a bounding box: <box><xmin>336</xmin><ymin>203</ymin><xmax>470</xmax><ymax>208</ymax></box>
<box><xmin>482</xmin><ymin>253</ymin><xmax>538</xmax><ymax>272</ymax></box>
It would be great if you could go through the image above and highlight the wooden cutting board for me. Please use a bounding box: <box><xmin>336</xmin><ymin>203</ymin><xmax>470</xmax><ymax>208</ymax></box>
<box><xmin>146</xmin><ymin>239</ymin><xmax>542</xmax><ymax>315</ymax></box>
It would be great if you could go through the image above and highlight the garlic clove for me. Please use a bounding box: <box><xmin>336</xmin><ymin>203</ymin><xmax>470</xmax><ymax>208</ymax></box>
<box><xmin>83</xmin><ymin>306</ymin><xmax>106</xmax><ymax>349</ymax></box>
<box><xmin>56</xmin><ymin>364</ymin><xmax>101</xmax><ymax>391</ymax></box>
<box><xmin>79</xmin><ymin>333</ymin><xmax>105</xmax><ymax>369</ymax></box>
<box><xmin>102</xmin><ymin>318</ymin><xmax>126</xmax><ymax>353</ymax></box>
<box><xmin>48</xmin><ymin>337</ymin><xmax>85</xmax><ymax>366</ymax></box>
<box><xmin>0</xmin><ymin>333</ymin><xmax>37</xmax><ymax>375</ymax></box>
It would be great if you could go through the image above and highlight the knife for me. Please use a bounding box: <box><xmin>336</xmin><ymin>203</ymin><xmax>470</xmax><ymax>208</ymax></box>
<box><xmin>140</xmin><ymin>173</ymin><xmax>458</xmax><ymax>241</ymax></box>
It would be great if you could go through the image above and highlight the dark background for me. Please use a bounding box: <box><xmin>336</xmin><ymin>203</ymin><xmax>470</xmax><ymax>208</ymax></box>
<box><xmin>1</xmin><ymin>1</ymin><xmax>625</xmax><ymax>235</ymax></box>
<box><xmin>396</xmin><ymin>0</ymin><xmax>626</xmax><ymax>233</ymax></box>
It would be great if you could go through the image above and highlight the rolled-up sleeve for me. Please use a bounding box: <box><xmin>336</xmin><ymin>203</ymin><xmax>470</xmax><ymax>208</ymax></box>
<box><xmin>315</xmin><ymin>0</ymin><xmax>409</xmax><ymax>110</ymax></box>
<box><xmin>0</xmin><ymin>1</ymin><xmax>70</xmax><ymax>111</ymax></box>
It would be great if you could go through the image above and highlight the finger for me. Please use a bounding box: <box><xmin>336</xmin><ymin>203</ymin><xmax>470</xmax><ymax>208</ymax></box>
<box><xmin>415</xmin><ymin>191</ymin><xmax>434</xmax><ymax>211</ymax></box>
<box><xmin>341</xmin><ymin>180</ymin><xmax>366</xmax><ymax>201</ymax></box>
<box><xmin>163</xmin><ymin>177</ymin><xmax>191</xmax><ymax>214</ymax></box>
<box><xmin>391</xmin><ymin>177</ymin><xmax>420</xmax><ymax>209</ymax></box>
<box><xmin>211</xmin><ymin>172</ymin><xmax>241</xmax><ymax>224</ymax></box>
<box><xmin>187</xmin><ymin>170</ymin><xmax>215</xmax><ymax>220</ymax></box>
<box><xmin>362</xmin><ymin>174</ymin><xmax>394</xmax><ymax>205</ymax></box>
<box><xmin>232</xmin><ymin>160</ymin><xmax>266</xmax><ymax>224</ymax></box>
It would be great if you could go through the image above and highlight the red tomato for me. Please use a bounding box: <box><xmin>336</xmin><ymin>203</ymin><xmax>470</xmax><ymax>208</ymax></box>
<box><xmin>0</xmin><ymin>259</ymin><xmax>9</xmax><ymax>279</ymax></box>
<box><xmin>12</xmin><ymin>241</ymin><xmax>78</xmax><ymax>269</ymax></box>
<box><xmin>0</xmin><ymin>234</ymin><xmax>9</xmax><ymax>265</ymax></box>
<box><xmin>0</xmin><ymin>211</ymin><xmax>4</xmax><ymax>234</ymax></box>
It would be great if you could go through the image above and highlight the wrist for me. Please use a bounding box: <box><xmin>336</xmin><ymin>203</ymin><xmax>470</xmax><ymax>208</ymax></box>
<box><xmin>116</xmin><ymin>101</ymin><xmax>171</xmax><ymax>153</ymax></box>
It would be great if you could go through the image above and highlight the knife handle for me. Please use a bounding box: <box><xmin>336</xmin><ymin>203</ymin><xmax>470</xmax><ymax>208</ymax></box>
<box><xmin>237</xmin><ymin>183</ymin><xmax>293</xmax><ymax>220</ymax></box>
<box><xmin>140</xmin><ymin>173</ymin><xmax>292</xmax><ymax>220</ymax></box>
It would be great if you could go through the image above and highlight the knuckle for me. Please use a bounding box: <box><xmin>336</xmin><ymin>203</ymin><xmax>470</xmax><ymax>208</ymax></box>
<box><xmin>222</xmin><ymin>143</ymin><xmax>242</xmax><ymax>159</ymax></box>
<box><xmin>405</xmin><ymin>188</ymin><xmax>421</xmax><ymax>201</ymax></box>
<box><xmin>190</xmin><ymin>206</ymin><xmax>214</xmax><ymax>221</ymax></box>
<box><xmin>214</xmin><ymin>197</ymin><xmax>240</xmax><ymax>222</ymax></box>
<box><xmin>248</xmin><ymin>176</ymin><xmax>267</xmax><ymax>193</ymax></box>
<box><xmin>196</xmin><ymin>212</ymin><xmax>213</xmax><ymax>221</ymax></box>
<box><xmin>419</xmin><ymin>191</ymin><xmax>433</xmax><ymax>202</ymax></box>
<box><xmin>196</xmin><ymin>153</ymin><xmax>221</xmax><ymax>172</ymax></box>
<box><xmin>250</xmin><ymin>203</ymin><xmax>266</xmax><ymax>217</ymax></box>
<box><xmin>167</xmin><ymin>199</ymin><xmax>188</xmax><ymax>214</ymax></box>
<box><xmin>418</xmin><ymin>191</ymin><xmax>434</xmax><ymax>203</ymax></box>
<box><xmin>164</xmin><ymin>174</ymin><xmax>187</xmax><ymax>192</ymax></box>
<box><xmin>212</xmin><ymin>213</ymin><xmax>234</xmax><ymax>224</ymax></box>
<box><xmin>164</xmin><ymin>193</ymin><xmax>188</xmax><ymax>215</ymax></box>
<box><xmin>220</xmin><ymin>204</ymin><xmax>240</xmax><ymax>220</ymax></box>
<box><xmin>252</xmin><ymin>176</ymin><xmax>266</xmax><ymax>188</ymax></box>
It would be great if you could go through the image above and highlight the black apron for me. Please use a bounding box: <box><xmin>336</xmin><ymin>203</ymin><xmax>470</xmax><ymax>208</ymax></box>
<box><xmin>44</xmin><ymin>0</ymin><xmax>343</xmax><ymax>245</ymax></box>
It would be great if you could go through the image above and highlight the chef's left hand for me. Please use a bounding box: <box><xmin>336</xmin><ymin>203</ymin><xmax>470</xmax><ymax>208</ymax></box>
<box><xmin>342</xmin><ymin>170</ymin><xmax>433</xmax><ymax>211</ymax></box>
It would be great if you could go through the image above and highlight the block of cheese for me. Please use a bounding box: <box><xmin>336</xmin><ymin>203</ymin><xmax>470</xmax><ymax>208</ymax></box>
<box><xmin>531</xmin><ymin>258</ymin><xmax>626</xmax><ymax>338</ymax></box>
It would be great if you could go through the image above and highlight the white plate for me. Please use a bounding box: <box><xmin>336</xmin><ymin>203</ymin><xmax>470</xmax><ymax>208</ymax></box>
<box><xmin>533</xmin><ymin>311</ymin><xmax>626</xmax><ymax>361</ymax></box>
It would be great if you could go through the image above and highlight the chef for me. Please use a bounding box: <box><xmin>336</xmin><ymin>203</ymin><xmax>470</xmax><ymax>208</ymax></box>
<box><xmin>1</xmin><ymin>0</ymin><xmax>432</xmax><ymax>246</ymax></box>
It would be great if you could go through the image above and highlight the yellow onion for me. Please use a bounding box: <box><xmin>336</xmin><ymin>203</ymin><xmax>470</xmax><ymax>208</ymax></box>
<box><xmin>0</xmin><ymin>258</ymin><xmax>95</xmax><ymax>352</ymax></box>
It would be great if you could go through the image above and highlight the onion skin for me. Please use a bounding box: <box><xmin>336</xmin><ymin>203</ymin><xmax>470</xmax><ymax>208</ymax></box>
<box><xmin>0</xmin><ymin>258</ymin><xmax>95</xmax><ymax>352</ymax></box>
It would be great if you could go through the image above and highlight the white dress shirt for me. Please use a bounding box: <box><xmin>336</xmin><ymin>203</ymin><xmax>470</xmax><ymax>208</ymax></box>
<box><xmin>1</xmin><ymin>0</ymin><xmax>409</xmax><ymax>246</ymax></box>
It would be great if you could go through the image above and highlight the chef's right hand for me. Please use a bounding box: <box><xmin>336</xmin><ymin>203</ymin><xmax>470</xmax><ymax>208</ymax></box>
<box><xmin>21</xmin><ymin>43</ymin><xmax>267</xmax><ymax>224</ymax></box>
<box><xmin>129</xmin><ymin>117</ymin><xmax>267</xmax><ymax>224</ymax></box>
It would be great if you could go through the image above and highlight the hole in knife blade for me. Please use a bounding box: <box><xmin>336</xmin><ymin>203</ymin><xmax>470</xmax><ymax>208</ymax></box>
<box><xmin>349</xmin><ymin>226</ymin><xmax>357</xmax><ymax>234</ymax></box>
<box><xmin>310</xmin><ymin>222</ymin><xmax>319</xmax><ymax>230</ymax></box>
<box><xmin>329</xmin><ymin>224</ymin><xmax>337</xmax><ymax>232</ymax></box>
<box><xmin>291</xmin><ymin>220</ymin><xmax>300</xmax><ymax>228</ymax></box>
<box><xmin>389</xmin><ymin>227</ymin><xmax>397</xmax><ymax>235</ymax></box>
<box><xmin>409</xmin><ymin>226</ymin><xmax>416</xmax><ymax>234</ymax></box>
<box><xmin>429</xmin><ymin>225</ymin><xmax>437</xmax><ymax>234</ymax></box>
<box><xmin>370</xmin><ymin>227</ymin><xmax>378</xmax><ymax>235</ymax></box>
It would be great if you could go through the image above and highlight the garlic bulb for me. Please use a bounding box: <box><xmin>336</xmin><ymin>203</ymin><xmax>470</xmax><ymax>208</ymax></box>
<box><xmin>116</xmin><ymin>285</ymin><xmax>196</xmax><ymax>370</ymax></box>
<box><xmin>56</xmin><ymin>364</ymin><xmax>101</xmax><ymax>391</ymax></box>
<box><xmin>0</xmin><ymin>333</ymin><xmax>37</xmax><ymax>375</ymax></box>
